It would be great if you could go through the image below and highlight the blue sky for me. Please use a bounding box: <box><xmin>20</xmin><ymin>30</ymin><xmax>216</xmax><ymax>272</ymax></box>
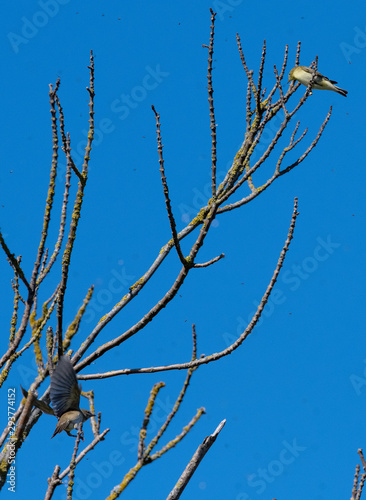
<box><xmin>0</xmin><ymin>1</ymin><xmax>365</xmax><ymax>499</ymax></box>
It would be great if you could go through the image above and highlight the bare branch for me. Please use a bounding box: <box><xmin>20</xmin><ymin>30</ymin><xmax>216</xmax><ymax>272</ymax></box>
<box><xmin>295</xmin><ymin>40</ymin><xmax>301</xmax><ymax>66</ymax></box>
<box><xmin>63</xmin><ymin>285</ymin><xmax>94</xmax><ymax>352</ymax></box>
<box><xmin>166</xmin><ymin>420</ymin><xmax>226</xmax><ymax>500</ymax></box>
<box><xmin>206</xmin><ymin>8</ymin><xmax>217</xmax><ymax>196</ymax></box>
<box><xmin>44</xmin><ymin>466</ymin><xmax>62</xmax><ymax>500</ymax></box>
<box><xmin>352</xmin><ymin>464</ymin><xmax>360</xmax><ymax>499</ymax></box>
<box><xmin>152</xmin><ymin>105</ymin><xmax>187</xmax><ymax>267</ymax></box>
<box><xmin>236</xmin><ymin>34</ymin><xmax>256</xmax><ymax>95</ymax></box>
<box><xmin>273</xmin><ymin>65</ymin><xmax>287</xmax><ymax>116</ymax></box>
<box><xmin>245</xmin><ymin>80</ymin><xmax>252</xmax><ymax>135</ymax></box>
<box><xmin>67</xmin><ymin>423</ymin><xmax>83</xmax><ymax>500</ymax></box>
<box><xmin>9</xmin><ymin>263</ymin><xmax>21</xmax><ymax>342</ymax></box>
<box><xmin>278</xmin><ymin>44</ymin><xmax>289</xmax><ymax>82</ymax></box>
<box><xmin>256</xmin><ymin>40</ymin><xmax>266</xmax><ymax>111</ymax></box>
<box><xmin>55</xmin><ymin>91</ymin><xmax>82</xmax><ymax>180</ymax></box>
<box><xmin>138</xmin><ymin>382</ymin><xmax>165</xmax><ymax>461</ymax></box>
<box><xmin>56</xmin><ymin>51</ymin><xmax>95</xmax><ymax>357</ymax></box>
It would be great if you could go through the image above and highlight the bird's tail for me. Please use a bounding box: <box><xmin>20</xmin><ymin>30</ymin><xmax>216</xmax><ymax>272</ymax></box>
<box><xmin>21</xmin><ymin>385</ymin><xmax>55</xmax><ymax>415</ymax></box>
<box><xmin>334</xmin><ymin>86</ymin><xmax>348</xmax><ymax>97</ymax></box>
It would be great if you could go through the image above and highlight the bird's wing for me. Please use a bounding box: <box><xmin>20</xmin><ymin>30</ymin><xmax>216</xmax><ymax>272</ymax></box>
<box><xmin>319</xmin><ymin>73</ymin><xmax>338</xmax><ymax>84</ymax></box>
<box><xmin>50</xmin><ymin>356</ymin><xmax>81</xmax><ymax>418</ymax></box>
<box><xmin>301</xmin><ymin>67</ymin><xmax>338</xmax><ymax>85</ymax></box>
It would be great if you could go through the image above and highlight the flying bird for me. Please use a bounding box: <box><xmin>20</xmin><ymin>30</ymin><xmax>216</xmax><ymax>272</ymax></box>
<box><xmin>21</xmin><ymin>356</ymin><xmax>93</xmax><ymax>438</ymax></box>
<box><xmin>288</xmin><ymin>65</ymin><xmax>347</xmax><ymax>97</ymax></box>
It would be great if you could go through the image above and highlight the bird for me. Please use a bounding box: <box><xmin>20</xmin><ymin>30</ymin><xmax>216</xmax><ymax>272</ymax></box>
<box><xmin>288</xmin><ymin>65</ymin><xmax>347</xmax><ymax>97</ymax></box>
<box><xmin>21</xmin><ymin>355</ymin><xmax>93</xmax><ymax>438</ymax></box>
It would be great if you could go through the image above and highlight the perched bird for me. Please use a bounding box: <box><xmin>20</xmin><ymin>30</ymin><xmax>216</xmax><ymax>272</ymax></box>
<box><xmin>288</xmin><ymin>65</ymin><xmax>348</xmax><ymax>97</ymax></box>
<box><xmin>21</xmin><ymin>356</ymin><xmax>93</xmax><ymax>438</ymax></box>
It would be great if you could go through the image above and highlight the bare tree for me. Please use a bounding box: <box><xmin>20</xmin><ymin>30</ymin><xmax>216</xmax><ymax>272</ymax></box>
<box><xmin>0</xmin><ymin>9</ymin><xmax>342</xmax><ymax>498</ymax></box>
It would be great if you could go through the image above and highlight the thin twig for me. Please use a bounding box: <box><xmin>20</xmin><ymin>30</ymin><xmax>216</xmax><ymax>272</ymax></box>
<box><xmin>152</xmin><ymin>105</ymin><xmax>187</xmax><ymax>267</ymax></box>
<box><xmin>295</xmin><ymin>41</ymin><xmax>301</xmax><ymax>66</ymax></box>
<box><xmin>236</xmin><ymin>34</ymin><xmax>256</xmax><ymax>95</ymax></box>
<box><xmin>143</xmin><ymin>367</ymin><xmax>198</xmax><ymax>461</ymax></box>
<box><xmin>81</xmin><ymin>390</ymin><xmax>98</xmax><ymax>437</ymax></box>
<box><xmin>193</xmin><ymin>252</ymin><xmax>224</xmax><ymax>268</ymax></box>
<box><xmin>279</xmin><ymin>107</ymin><xmax>332</xmax><ymax>176</ymax></box>
<box><xmin>357</xmin><ymin>475</ymin><xmax>366</xmax><ymax>500</ymax></box>
<box><xmin>206</xmin><ymin>8</ymin><xmax>217</xmax><ymax>196</ymax></box>
<box><xmin>359</xmin><ymin>449</ymin><xmax>366</xmax><ymax>472</ymax></box>
<box><xmin>256</xmin><ymin>40</ymin><xmax>266</xmax><ymax>111</ymax></box>
<box><xmin>150</xmin><ymin>408</ymin><xmax>205</xmax><ymax>463</ymax></box>
<box><xmin>58</xmin><ymin>428</ymin><xmax>110</xmax><ymax>480</ymax></box>
<box><xmin>9</xmin><ymin>262</ymin><xmax>21</xmax><ymax>342</ymax></box>
<box><xmin>138</xmin><ymin>382</ymin><xmax>165</xmax><ymax>461</ymax></box>
<box><xmin>191</xmin><ymin>324</ymin><xmax>197</xmax><ymax>360</ymax></box>
<box><xmin>0</xmin><ymin>231</ymin><xmax>30</xmax><ymax>291</ymax></box>
<box><xmin>63</xmin><ymin>285</ymin><xmax>94</xmax><ymax>352</ymax></box>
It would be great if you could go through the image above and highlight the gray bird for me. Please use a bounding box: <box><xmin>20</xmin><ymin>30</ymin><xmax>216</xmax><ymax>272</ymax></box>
<box><xmin>21</xmin><ymin>356</ymin><xmax>93</xmax><ymax>438</ymax></box>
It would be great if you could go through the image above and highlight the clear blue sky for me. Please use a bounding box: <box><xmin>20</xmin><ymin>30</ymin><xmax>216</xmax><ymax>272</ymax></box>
<box><xmin>0</xmin><ymin>1</ymin><xmax>365</xmax><ymax>499</ymax></box>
